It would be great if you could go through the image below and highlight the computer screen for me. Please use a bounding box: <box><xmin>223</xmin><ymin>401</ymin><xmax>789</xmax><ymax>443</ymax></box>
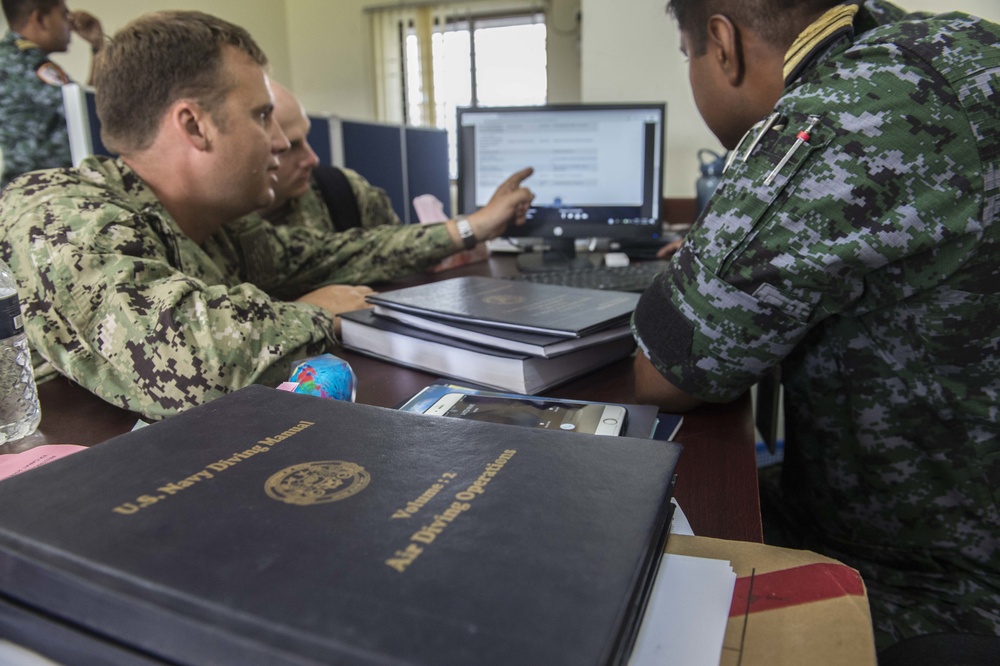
<box><xmin>456</xmin><ymin>103</ymin><xmax>665</xmax><ymax>269</ymax></box>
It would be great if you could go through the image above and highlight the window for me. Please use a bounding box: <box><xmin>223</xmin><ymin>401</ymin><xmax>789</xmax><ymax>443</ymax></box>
<box><xmin>405</xmin><ymin>13</ymin><xmax>547</xmax><ymax>124</ymax></box>
<box><xmin>370</xmin><ymin>2</ymin><xmax>548</xmax><ymax>176</ymax></box>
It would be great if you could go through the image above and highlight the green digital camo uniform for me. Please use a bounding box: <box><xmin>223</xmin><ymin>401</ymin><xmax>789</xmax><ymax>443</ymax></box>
<box><xmin>249</xmin><ymin>168</ymin><xmax>457</xmax><ymax>285</ymax></box>
<box><xmin>633</xmin><ymin>2</ymin><xmax>1000</xmax><ymax>649</ymax></box>
<box><xmin>0</xmin><ymin>31</ymin><xmax>73</xmax><ymax>190</ymax></box>
<box><xmin>266</xmin><ymin>167</ymin><xmax>402</xmax><ymax>231</ymax></box>
<box><xmin>0</xmin><ymin>156</ymin><xmax>457</xmax><ymax>420</ymax></box>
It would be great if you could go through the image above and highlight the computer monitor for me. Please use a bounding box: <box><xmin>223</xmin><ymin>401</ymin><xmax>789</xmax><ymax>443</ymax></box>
<box><xmin>456</xmin><ymin>103</ymin><xmax>666</xmax><ymax>271</ymax></box>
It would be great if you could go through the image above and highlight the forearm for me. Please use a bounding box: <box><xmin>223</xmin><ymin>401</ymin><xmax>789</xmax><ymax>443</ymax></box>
<box><xmin>633</xmin><ymin>350</ymin><xmax>704</xmax><ymax>413</ymax></box>
<box><xmin>30</xmin><ymin>272</ymin><xmax>335</xmax><ymax>421</ymax></box>
<box><xmin>272</xmin><ymin>222</ymin><xmax>456</xmax><ymax>292</ymax></box>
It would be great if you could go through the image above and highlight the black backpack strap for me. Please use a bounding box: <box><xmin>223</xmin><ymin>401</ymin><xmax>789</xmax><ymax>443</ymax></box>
<box><xmin>311</xmin><ymin>165</ymin><xmax>363</xmax><ymax>232</ymax></box>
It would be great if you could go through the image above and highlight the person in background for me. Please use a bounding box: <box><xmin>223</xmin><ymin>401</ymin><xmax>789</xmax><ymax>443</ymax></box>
<box><xmin>0</xmin><ymin>10</ymin><xmax>534</xmax><ymax>421</ymax></box>
<box><xmin>632</xmin><ymin>0</ymin><xmax>999</xmax><ymax>651</ymax></box>
<box><xmin>256</xmin><ymin>81</ymin><xmax>399</xmax><ymax>233</ymax></box>
<box><xmin>243</xmin><ymin>82</ymin><xmax>503</xmax><ymax>286</ymax></box>
<box><xmin>0</xmin><ymin>0</ymin><xmax>104</xmax><ymax>188</ymax></box>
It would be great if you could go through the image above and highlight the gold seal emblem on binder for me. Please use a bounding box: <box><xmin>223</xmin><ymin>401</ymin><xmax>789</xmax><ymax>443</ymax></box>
<box><xmin>265</xmin><ymin>461</ymin><xmax>371</xmax><ymax>506</ymax></box>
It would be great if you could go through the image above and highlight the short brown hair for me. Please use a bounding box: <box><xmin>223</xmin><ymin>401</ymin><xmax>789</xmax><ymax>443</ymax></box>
<box><xmin>94</xmin><ymin>11</ymin><xmax>268</xmax><ymax>154</ymax></box>
<box><xmin>666</xmin><ymin>0</ymin><xmax>843</xmax><ymax>55</ymax></box>
<box><xmin>2</xmin><ymin>0</ymin><xmax>62</xmax><ymax>30</ymax></box>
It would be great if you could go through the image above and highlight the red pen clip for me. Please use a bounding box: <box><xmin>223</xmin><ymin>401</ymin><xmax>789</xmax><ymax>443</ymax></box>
<box><xmin>764</xmin><ymin>115</ymin><xmax>820</xmax><ymax>185</ymax></box>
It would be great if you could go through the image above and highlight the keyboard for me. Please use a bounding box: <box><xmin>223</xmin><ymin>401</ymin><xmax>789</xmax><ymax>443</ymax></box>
<box><xmin>505</xmin><ymin>262</ymin><xmax>670</xmax><ymax>292</ymax></box>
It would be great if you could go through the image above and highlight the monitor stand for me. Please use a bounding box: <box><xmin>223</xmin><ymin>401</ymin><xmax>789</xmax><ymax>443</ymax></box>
<box><xmin>515</xmin><ymin>238</ymin><xmax>595</xmax><ymax>273</ymax></box>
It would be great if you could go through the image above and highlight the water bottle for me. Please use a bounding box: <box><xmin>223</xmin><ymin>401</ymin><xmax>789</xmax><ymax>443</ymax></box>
<box><xmin>696</xmin><ymin>149</ymin><xmax>727</xmax><ymax>216</ymax></box>
<box><xmin>0</xmin><ymin>258</ymin><xmax>40</xmax><ymax>444</ymax></box>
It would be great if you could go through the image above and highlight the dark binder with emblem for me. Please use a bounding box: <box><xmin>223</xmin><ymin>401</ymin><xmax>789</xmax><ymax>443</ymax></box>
<box><xmin>367</xmin><ymin>275</ymin><xmax>640</xmax><ymax>337</ymax></box>
<box><xmin>0</xmin><ymin>386</ymin><xmax>680</xmax><ymax>666</ymax></box>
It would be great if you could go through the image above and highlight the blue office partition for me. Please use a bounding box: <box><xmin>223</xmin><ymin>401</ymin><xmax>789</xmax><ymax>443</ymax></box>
<box><xmin>306</xmin><ymin>115</ymin><xmax>334</xmax><ymax>166</ymax></box>
<box><xmin>304</xmin><ymin>115</ymin><xmax>451</xmax><ymax>225</ymax></box>
<box><xmin>340</xmin><ymin>120</ymin><xmax>408</xmax><ymax>223</ymax></box>
<box><xmin>405</xmin><ymin>127</ymin><xmax>451</xmax><ymax>220</ymax></box>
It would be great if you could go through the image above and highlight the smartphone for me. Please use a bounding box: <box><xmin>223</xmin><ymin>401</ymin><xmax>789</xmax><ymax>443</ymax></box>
<box><xmin>423</xmin><ymin>393</ymin><xmax>626</xmax><ymax>436</ymax></box>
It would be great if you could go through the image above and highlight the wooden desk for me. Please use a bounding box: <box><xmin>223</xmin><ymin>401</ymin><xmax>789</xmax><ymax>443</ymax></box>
<box><xmin>14</xmin><ymin>254</ymin><xmax>762</xmax><ymax>543</ymax></box>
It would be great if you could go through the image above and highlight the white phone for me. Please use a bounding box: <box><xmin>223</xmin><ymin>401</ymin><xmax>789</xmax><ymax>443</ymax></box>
<box><xmin>423</xmin><ymin>393</ymin><xmax>627</xmax><ymax>436</ymax></box>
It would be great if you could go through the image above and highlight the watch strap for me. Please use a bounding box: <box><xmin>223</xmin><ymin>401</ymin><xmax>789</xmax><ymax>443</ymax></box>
<box><xmin>455</xmin><ymin>216</ymin><xmax>477</xmax><ymax>250</ymax></box>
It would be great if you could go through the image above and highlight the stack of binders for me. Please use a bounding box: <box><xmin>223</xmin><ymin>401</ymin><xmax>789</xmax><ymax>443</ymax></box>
<box><xmin>340</xmin><ymin>276</ymin><xmax>642</xmax><ymax>394</ymax></box>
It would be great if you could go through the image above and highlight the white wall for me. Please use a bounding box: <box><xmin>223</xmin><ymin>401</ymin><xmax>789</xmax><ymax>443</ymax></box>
<box><xmin>580</xmin><ymin>0</ymin><xmax>711</xmax><ymax>200</ymax></box>
<box><xmin>29</xmin><ymin>1</ymin><xmax>293</xmax><ymax>90</ymax></box>
<box><xmin>580</xmin><ymin>0</ymin><xmax>1000</xmax><ymax>199</ymax></box>
<box><xmin>284</xmin><ymin>0</ymin><xmax>374</xmax><ymax>119</ymax></box>
<box><xmin>13</xmin><ymin>0</ymin><xmax>581</xmax><ymax>122</ymax></box>
<box><xmin>544</xmin><ymin>0</ymin><xmax>583</xmax><ymax>104</ymax></box>
<box><xmin>282</xmin><ymin>0</ymin><xmax>582</xmax><ymax>118</ymax></box>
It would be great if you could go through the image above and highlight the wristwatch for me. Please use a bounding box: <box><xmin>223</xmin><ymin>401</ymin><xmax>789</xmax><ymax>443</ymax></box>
<box><xmin>455</xmin><ymin>216</ymin><xmax>477</xmax><ymax>250</ymax></box>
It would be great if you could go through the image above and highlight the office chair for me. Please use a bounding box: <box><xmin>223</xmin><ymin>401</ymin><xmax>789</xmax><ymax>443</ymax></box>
<box><xmin>311</xmin><ymin>165</ymin><xmax>362</xmax><ymax>231</ymax></box>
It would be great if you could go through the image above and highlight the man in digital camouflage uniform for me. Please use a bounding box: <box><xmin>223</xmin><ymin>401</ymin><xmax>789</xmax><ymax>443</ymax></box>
<box><xmin>633</xmin><ymin>0</ymin><xmax>1000</xmax><ymax>651</ymax></box>
<box><xmin>0</xmin><ymin>11</ymin><xmax>533</xmax><ymax>421</ymax></box>
<box><xmin>0</xmin><ymin>0</ymin><xmax>104</xmax><ymax>189</ymax></box>
<box><xmin>250</xmin><ymin>81</ymin><xmax>464</xmax><ymax>284</ymax></box>
<box><xmin>255</xmin><ymin>82</ymin><xmax>401</xmax><ymax>234</ymax></box>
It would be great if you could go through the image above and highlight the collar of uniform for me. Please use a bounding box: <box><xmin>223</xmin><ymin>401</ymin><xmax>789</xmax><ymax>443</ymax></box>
<box><xmin>6</xmin><ymin>30</ymin><xmax>40</xmax><ymax>52</ymax></box>
<box><xmin>783</xmin><ymin>3</ymin><xmax>860</xmax><ymax>86</ymax></box>
<box><xmin>99</xmin><ymin>156</ymin><xmax>172</xmax><ymax>212</ymax></box>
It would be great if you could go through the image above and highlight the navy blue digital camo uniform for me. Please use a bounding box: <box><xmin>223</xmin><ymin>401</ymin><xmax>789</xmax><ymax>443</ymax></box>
<box><xmin>0</xmin><ymin>31</ymin><xmax>72</xmax><ymax>189</ymax></box>
<box><xmin>633</xmin><ymin>2</ymin><xmax>1000</xmax><ymax>649</ymax></box>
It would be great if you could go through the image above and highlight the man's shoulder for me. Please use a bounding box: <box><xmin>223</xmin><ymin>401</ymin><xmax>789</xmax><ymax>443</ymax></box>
<box><xmin>5</xmin><ymin>161</ymin><xmax>111</xmax><ymax>195</ymax></box>
<box><xmin>0</xmin><ymin>33</ymin><xmax>58</xmax><ymax>77</ymax></box>
<box><xmin>335</xmin><ymin>167</ymin><xmax>401</xmax><ymax>228</ymax></box>
<box><xmin>854</xmin><ymin>12</ymin><xmax>1000</xmax><ymax>74</ymax></box>
<box><xmin>298</xmin><ymin>179</ymin><xmax>330</xmax><ymax>216</ymax></box>
<box><xmin>791</xmin><ymin>11</ymin><xmax>1000</xmax><ymax>123</ymax></box>
<box><xmin>338</xmin><ymin>166</ymin><xmax>373</xmax><ymax>192</ymax></box>
<box><xmin>0</xmin><ymin>31</ymin><xmax>29</xmax><ymax>57</ymax></box>
<box><xmin>1</xmin><ymin>159</ymin><xmax>143</xmax><ymax>226</ymax></box>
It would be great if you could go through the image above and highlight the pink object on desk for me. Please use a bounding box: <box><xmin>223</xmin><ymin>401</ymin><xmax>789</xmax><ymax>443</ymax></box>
<box><xmin>413</xmin><ymin>194</ymin><xmax>449</xmax><ymax>223</ymax></box>
<box><xmin>0</xmin><ymin>444</ymin><xmax>86</xmax><ymax>481</ymax></box>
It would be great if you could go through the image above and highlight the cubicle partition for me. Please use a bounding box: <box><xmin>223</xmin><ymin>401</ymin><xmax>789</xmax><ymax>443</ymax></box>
<box><xmin>308</xmin><ymin>115</ymin><xmax>451</xmax><ymax>225</ymax></box>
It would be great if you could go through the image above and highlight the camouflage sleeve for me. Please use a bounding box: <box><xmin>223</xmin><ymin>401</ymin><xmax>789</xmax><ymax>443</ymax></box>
<box><xmin>634</xmin><ymin>33</ymin><xmax>984</xmax><ymax>401</ymax></box>
<box><xmin>341</xmin><ymin>167</ymin><xmax>402</xmax><ymax>228</ymax></box>
<box><xmin>1</xmin><ymin>183</ymin><xmax>337</xmax><ymax>420</ymax></box>
<box><xmin>244</xmin><ymin>220</ymin><xmax>457</xmax><ymax>296</ymax></box>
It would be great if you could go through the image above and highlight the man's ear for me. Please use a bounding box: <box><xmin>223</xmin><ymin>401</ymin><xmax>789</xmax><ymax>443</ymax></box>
<box><xmin>706</xmin><ymin>14</ymin><xmax>745</xmax><ymax>86</ymax></box>
<box><xmin>170</xmin><ymin>100</ymin><xmax>212</xmax><ymax>152</ymax></box>
<box><xmin>26</xmin><ymin>8</ymin><xmax>46</xmax><ymax>32</ymax></box>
